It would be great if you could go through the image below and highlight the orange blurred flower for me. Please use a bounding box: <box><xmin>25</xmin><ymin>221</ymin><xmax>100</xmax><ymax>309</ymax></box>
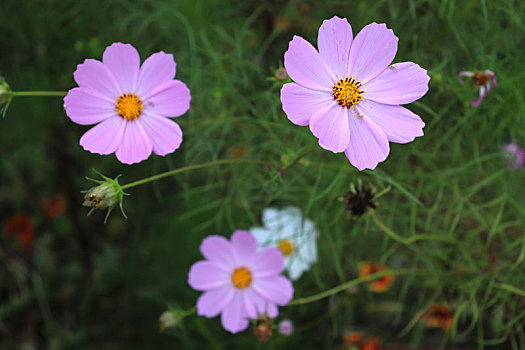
<box><xmin>360</xmin><ymin>336</ymin><xmax>381</xmax><ymax>350</ymax></box>
<box><xmin>343</xmin><ymin>332</ymin><xmax>364</xmax><ymax>345</ymax></box>
<box><xmin>420</xmin><ymin>302</ymin><xmax>454</xmax><ymax>331</ymax></box>
<box><xmin>4</xmin><ymin>213</ymin><xmax>34</xmax><ymax>248</ymax></box>
<box><xmin>359</xmin><ymin>262</ymin><xmax>394</xmax><ymax>292</ymax></box>
<box><xmin>40</xmin><ymin>195</ymin><xmax>66</xmax><ymax>219</ymax></box>
<box><xmin>229</xmin><ymin>147</ymin><xmax>246</xmax><ymax>158</ymax></box>
<box><xmin>343</xmin><ymin>332</ymin><xmax>381</xmax><ymax>350</ymax></box>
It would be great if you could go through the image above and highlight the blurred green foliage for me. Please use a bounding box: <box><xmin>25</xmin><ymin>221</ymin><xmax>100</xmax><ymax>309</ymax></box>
<box><xmin>1</xmin><ymin>0</ymin><xmax>525</xmax><ymax>349</ymax></box>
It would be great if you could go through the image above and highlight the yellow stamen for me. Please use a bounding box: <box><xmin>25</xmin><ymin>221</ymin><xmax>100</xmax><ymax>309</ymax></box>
<box><xmin>231</xmin><ymin>267</ymin><xmax>252</xmax><ymax>289</ymax></box>
<box><xmin>332</xmin><ymin>76</ymin><xmax>365</xmax><ymax>109</ymax></box>
<box><xmin>278</xmin><ymin>239</ymin><xmax>294</xmax><ymax>257</ymax></box>
<box><xmin>116</xmin><ymin>93</ymin><xmax>143</xmax><ymax>121</ymax></box>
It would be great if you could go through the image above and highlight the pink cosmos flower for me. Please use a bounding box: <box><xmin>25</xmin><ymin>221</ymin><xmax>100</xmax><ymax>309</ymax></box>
<box><xmin>188</xmin><ymin>230</ymin><xmax>294</xmax><ymax>334</ymax></box>
<box><xmin>501</xmin><ymin>142</ymin><xmax>525</xmax><ymax>169</ymax></box>
<box><xmin>458</xmin><ymin>70</ymin><xmax>496</xmax><ymax>107</ymax></box>
<box><xmin>64</xmin><ymin>43</ymin><xmax>191</xmax><ymax>164</ymax></box>
<box><xmin>281</xmin><ymin>16</ymin><xmax>429</xmax><ymax>170</ymax></box>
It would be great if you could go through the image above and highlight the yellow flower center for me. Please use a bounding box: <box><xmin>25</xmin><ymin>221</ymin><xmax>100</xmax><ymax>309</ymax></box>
<box><xmin>278</xmin><ymin>239</ymin><xmax>294</xmax><ymax>257</ymax></box>
<box><xmin>332</xmin><ymin>76</ymin><xmax>364</xmax><ymax>109</ymax></box>
<box><xmin>231</xmin><ymin>267</ymin><xmax>252</xmax><ymax>289</ymax></box>
<box><xmin>116</xmin><ymin>93</ymin><xmax>143</xmax><ymax>121</ymax></box>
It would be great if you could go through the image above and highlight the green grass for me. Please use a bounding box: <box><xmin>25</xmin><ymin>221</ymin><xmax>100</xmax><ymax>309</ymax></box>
<box><xmin>1</xmin><ymin>0</ymin><xmax>525</xmax><ymax>349</ymax></box>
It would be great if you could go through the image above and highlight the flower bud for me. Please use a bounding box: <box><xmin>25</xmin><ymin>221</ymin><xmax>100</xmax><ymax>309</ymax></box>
<box><xmin>83</xmin><ymin>183</ymin><xmax>118</xmax><ymax>209</ymax></box>
<box><xmin>253</xmin><ymin>316</ymin><xmax>273</xmax><ymax>344</ymax></box>
<box><xmin>0</xmin><ymin>76</ymin><xmax>11</xmax><ymax>105</ymax></box>
<box><xmin>159</xmin><ymin>310</ymin><xmax>181</xmax><ymax>332</ymax></box>
<box><xmin>82</xmin><ymin>171</ymin><xmax>128</xmax><ymax>223</ymax></box>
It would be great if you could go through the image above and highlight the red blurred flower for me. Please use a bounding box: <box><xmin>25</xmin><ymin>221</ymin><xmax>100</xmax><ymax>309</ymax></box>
<box><xmin>40</xmin><ymin>195</ymin><xmax>66</xmax><ymax>219</ymax></box>
<box><xmin>359</xmin><ymin>262</ymin><xmax>394</xmax><ymax>292</ymax></box>
<box><xmin>343</xmin><ymin>332</ymin><xmax>381</xmax><ymax>350</ymax></box>
<box><xmin>4</xmin><ymin>213</ymin><xmax>35</xmax><ymax>248</ymax></box>
<box><xmin>420</xmin><ymin>303</ymin><xmax>454</xmax><ymax>331</ymax></box>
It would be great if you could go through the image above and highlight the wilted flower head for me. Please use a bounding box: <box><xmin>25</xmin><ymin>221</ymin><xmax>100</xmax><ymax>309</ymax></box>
<box><xmin>501</xmin><ymin>142</ymin><xmax>525</xmax><ymax>169</ymax></box>
<box><xmin>344</xmin><ymin>180</ymin><xmax>378</xmax><ymax>218</ymax></box>
<box><xmin>278</xmin><ymin>319</ymin><xmax>293</xmax><ymax>335</ymax></box>
<box><xmin>188</xmin><ymin>230</ymin><xmax>293</xmax><ymax>334</ymax></box>
<box><xmin>82</xmin><ymin>172</ymin><xmax>128</xmax><ymax>222</ymax></box>
<box><xmin>281</xmin><ymin>16</ymin><xmax>428</xmax><ymax>170</ymax></box>
<box><xmin>420</xmin><ymin>302</ymin><xmax>454</xmax><ymax>331</ymax></box>
<box><xmin>358</xmin><ymin>261</ymin><xmax>394</xmax><ymax>292</ymax></box>
<box><xmin>64</xmin><ymin>42</ymin><xmax>191</xmax><ymax>164</ymax></box>
<box><xmin>274</xmin><ymin>67</ymin><xmax>289</xmax><ymax>82</ymax></box>
<box><xmin>251</xmin><ymin>207</ymin><xmax>319</xmax><ymax>280</ymax></box>
<box><xmin>4</xmin><ymin>213</ymin><xmax>34</xmax><ymax>248</ymax></box>
<box><xmin>253</xmin><ymin>316</ymin><xmax>273</xmax><ymax>343</ymax></box>
<box><xmin>458</xmin><ymin>69</ymin><xmax>496</xmax><ymax>107</ymax></box>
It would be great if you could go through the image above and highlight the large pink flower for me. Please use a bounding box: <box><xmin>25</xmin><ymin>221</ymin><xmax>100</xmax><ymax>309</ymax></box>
<box><xmin>64</xmin><ymin>43</ymin><xmax>191</xmax><ymax>164</ymax></box>
<box><xmin>281</xmin><ymin>17</ymin><xmax>429</xmax><ymax>170</ymax></box>
<box><xmin>188</xmin><ymin>230</ymin><xmax>294</xmax><ymax>333</ymax></box>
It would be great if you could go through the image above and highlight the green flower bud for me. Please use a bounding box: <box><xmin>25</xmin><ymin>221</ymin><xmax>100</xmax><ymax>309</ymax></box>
<box><xmin>82</xmin><ymin>171</ymin><xmax>128</xmax><ymax>223</ymax></box>
<box><xmin>83</xmin><ymin>183</ymin><xmax>118</xmax><ymax>209</ymax></box>
<box><xmin>0</xmin><ymin>76</ymin><xmax>11</xmax><ymax>105</ymax></box>
<box><xmin>159</xmin><ymin>310</ymin><xmax>179</xmax><ymax>332</ymax></box>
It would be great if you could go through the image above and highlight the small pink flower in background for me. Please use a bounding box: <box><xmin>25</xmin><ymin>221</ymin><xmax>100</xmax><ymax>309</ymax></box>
<box><xmin>501</xmin><ymin>142</ymin><xmax>525</xmax><ymax>169</ymax></box>
<box><xmin>188</xmin><ymin>230</ymin><xmax>294</xmax><ymax>334</ymax></box>
<box><xmin>457</xmin><ymin>70</ymin><xmax>496</xmax><ymax>107</ymax></box>
<box><xmin>64</xmin><ymin>43</ymin><xmax>191</xmax><ymax>164</ymax></box>
<box><xmin>278</xmin><ymin>319</ymin><xmax>293</xmax><ymax>335</ymax></box>
<box><xmin>281</xmin><ymin>16</ymin><xmax>429</xmax><ymax>170</ymax></box>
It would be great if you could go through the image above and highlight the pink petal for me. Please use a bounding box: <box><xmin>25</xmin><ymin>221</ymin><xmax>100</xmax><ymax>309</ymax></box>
<box><xmin>139</xmin><ymin>113</ymin><xmax>183</xmax><ymax>156</ymax></box>
<box><xmin>244</xmin><ymin>287</ymin><xmax>266</xmax><ymax>316</ymax></box>
<box><xmin>242</xmin><ymin>290</ymin><xmax>257</xmax><ymax>319</ymax></box>
<box><xmin>221</xmin><ymin>292</ymin><xmax>250</xmax><ymax>333</ymax></box>
<box><xmin>363</xmin><ymin>62</ymin><xmax>430</xmax><ymax>105</ymax></box>
<box><xmin>102</xmin><ymin>43</ymin><xmax>140</xmax><ymax>93</ymax></box>
<box><xmin>115</xmin><ymin>120</ymin><xmax>153</xmax><ymax>164</ymax></box>
<box><xmin>200</xmin><ymin>235</ymin><xmax>236</xmax><ymax>269</ymax></box>
<box><xmin>471</xmin><ymin>86</ymin><xmax>487</xmax><ymax>107</ymax></box>
<box><xmin>196</xmin><ymin>285</ymin><xmax>235</xmax><ymax>318</ymax></box>
<box><xmin>317</xmin><ymin>16</ymin><xmax>353</xmax><ymax>78</ymax></box>
<box><xmin>284</xmin><ymin>36</ymin><xmax>336</xmax><ymax>91</ymax></box>
<box><xmin>188</xmin><ymin>261</ymin><xmax>230</xmax><ymax>291</ymax></box>
<box><xmin>231</xmin><ymin>230</ymin><xmax>258</xmax><ymax>266</ymax></box>
<box><xmin>344</xmin><ymin>111</ymin><xmax>390</xmax><ymax>170</ymax></box>
<box><xmin>136</xmin><ymin>51</ymin><xmax>176</xmax><ymax>97</ymax></box>
<box><xmin>309</xmin><ymin>102</ymin><xmax>350</xmax><ymax>153</ymax></box>
<box><xmin>143</xmin><ymin>80</ymin><xmax>191</xmax><ymax>118</ymax></box>
<box><xmin>348</xmin><ymin>23</ymin><xmax>398</xmax><ymax>83</ymax></box>
<box><xmin>73</xmin><ymin>59</ymin><xmax>121</xmax><ymax>99</ymax></box>
<box><xmin>79</xmin><ymin>117</ymin><xmax>126</xmax><ymax>155</ymax></box>
<box><xmin>252</xmin><ymin>275</ymin><xmax>293</xmax><ymax>306</ymax></box>
<box><xmin>457</xmin><ymin>71</ymin><xmax>474</xmax><ymax>84</ymax></box>
<box><xmin>356</xmin><ymin>100</ymin><xmax>424</xmax><ymax>143</ymax></box>
<box><xmin>252</xmin><ymin>247</ymin><xmax>285</xmax><ymax>278</ymax></box>
<box><xmin>267</xmin><ymin>302</ymin><xmax>278</xmax><ymax>318</ymax></box>
<box><xmin>64</xmin><ymin>87</ymin><xmax>116</xmax><ymax>125</ymax></box>
<box><xmin>280</xmin><ymin>83</ymin><xmax>333</xmax><ymax>126</ymax></box>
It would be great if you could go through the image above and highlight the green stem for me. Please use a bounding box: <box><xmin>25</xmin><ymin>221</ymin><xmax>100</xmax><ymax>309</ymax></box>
<box><xmin>121</xmin><ymin>159</ymin><xmax>268</xmax><ymax>190</ymax></box>
<box><xmin>182</xmin><ymin>306</ymin><xmax>196</xmax><ymax>317</ymax></box>
<box><xmin>369</xmin><ymin>211</ymin><xmax>457</xmax><ymax>245</ymax></box>
<box><xmin>12</xmin><ymin>91</ymin><xmax>67</xmax><ymax>97</ymax></box>
<box><xmin>288</xmin><ymin>268</ymin><xmax>420</xmax><ymax>305</ymax></box>
<box><xmin>495</xmin><ymin>283</ymin><xmax>525</xmax><ymax>298</ymax></box>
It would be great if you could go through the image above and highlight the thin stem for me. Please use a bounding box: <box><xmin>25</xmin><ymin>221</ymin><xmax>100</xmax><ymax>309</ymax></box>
<box><xmin>288</xmin><ymin>269</ymin><xmax>420</xmax><ymax>305</ymax></box>
<box><xmin>182</xmin><ymin>306</ymin><xmax>196</xmax><ymax>317</ymax></box>
<box><xmin>121</xmin><ymin>159</ymin><xmax>268</xmax><ymax>190</ymax></box>
<box><xmin>369</xmin><ymin>211</ymin><xmax>457</xmax><ymax>245</ymax></box>
<box><xmin>12</xmin><ymin>91</ymin><xmax>67</xmax><ymax>97</ymax></box>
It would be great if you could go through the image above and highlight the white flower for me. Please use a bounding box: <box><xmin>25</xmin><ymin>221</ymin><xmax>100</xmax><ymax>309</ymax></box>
<box><xmin>250</xmin><ymin>207</ymin><xmax>319</xmax><ymax>280</ymax></box>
